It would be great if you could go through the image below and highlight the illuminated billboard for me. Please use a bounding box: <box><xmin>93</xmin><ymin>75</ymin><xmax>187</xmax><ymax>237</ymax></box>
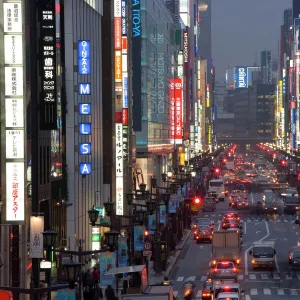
<box><xmin>234</xmin><ymin>67</ymin><xmax>248</xmax><ymax>88</ymax></box>
<box><xmin>4</xmin><ymin>0</ymin><xmax>25</xmax><ymax>223</ymax></box>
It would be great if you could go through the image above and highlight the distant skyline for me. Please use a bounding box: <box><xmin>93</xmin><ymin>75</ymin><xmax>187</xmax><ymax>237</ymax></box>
<box><xmin>211</xmin><ymin>0</ymin><xmax>292</xmax><ymax>81</ymax></box>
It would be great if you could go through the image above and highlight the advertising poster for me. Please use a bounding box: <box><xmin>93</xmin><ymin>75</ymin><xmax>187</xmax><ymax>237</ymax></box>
<box><xmin>168</xmin><ymin>199</ymin><xmax>177</xmax><ymax>214</ymax></box>
<box><xmin>118</xmin><ymin>236</ymin><xmax>128</xmax><ymax>267</ymax></box>
<box><xmin>133</xmin><ymin>225</ymin><xmax>145</xmax><ymax>251</ymax></box>
<box><xmin>99</xmin><ymin>251</ymin><xmax>116</xmax><ymax>288</ymax></box>
<box><xmin>160</xmin><ymin>202</ymin><xmax>166</xmax><ymax>224</ymax></box>
<box><xmin>148</xmin><ymin>214</ymin><xmax>156</xmax><ymax>231</ymax></box>
<box><xmin>57</xmin><ymin>288</ymin><xmax>76</xmax><ymax>300</ymax></box>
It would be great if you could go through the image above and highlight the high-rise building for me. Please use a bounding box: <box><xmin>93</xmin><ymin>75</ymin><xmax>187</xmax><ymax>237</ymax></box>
<box><xmin>261</xmin><ymin>50</ymin><xmax>272</xmax><ymax>84</ymax></box>
<box><xmin>293</xmin><ymin>0</ymin><xmax>300</xmax><ymax>19</ymax></box>
<box><xmin>214</xmin><ymin>81</ymin><xmax>226</xmax><ymax>114</ymax></box>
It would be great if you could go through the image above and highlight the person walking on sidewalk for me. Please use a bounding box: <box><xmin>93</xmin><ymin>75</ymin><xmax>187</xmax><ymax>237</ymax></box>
<box><xmin>105</xmin><ymin>285</ymin><xmax>116</xmax><ymax>300</ymax></box>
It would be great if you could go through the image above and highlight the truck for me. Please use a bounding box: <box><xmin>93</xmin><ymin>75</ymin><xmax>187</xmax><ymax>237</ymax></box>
<box><xmin>211</xmin><ymin>230</ymin><xmax>241</xmax><ymax>268</ymax></box>
<box><xmin>209</xmin><ymin>179</ymin><xmax>226</xmax><ymax>201</ymax></box>
<box><xmin>249</xmin><ymin>241</ymin><xmax>276</xmax><ymax>270</ymax></box>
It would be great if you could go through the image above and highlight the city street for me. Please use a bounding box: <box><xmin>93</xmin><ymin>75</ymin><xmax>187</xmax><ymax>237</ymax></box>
<box><xmin>168</xmin><ymin>193</ymin><xmax>300</xmax><ymax>299</ymax></box>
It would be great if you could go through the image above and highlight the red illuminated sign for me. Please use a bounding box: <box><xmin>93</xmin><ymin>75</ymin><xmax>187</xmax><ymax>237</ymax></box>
<box><xmin>169</xmin><ymin>78</ymin><xmax>182</xmax><ymax>142</ymax></box>
<box><xmin>114</xmin><ymin>18</ymin><xmax>122</xmax><ymax>50</ymax></box>
<box><xmin>122</xmin><ymin>108</ymin><xmax>128</xmax><ymax>126</ymax></box>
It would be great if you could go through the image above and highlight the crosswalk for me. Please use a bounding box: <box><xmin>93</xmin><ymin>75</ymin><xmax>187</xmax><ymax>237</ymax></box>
<box><xmin>175</xmin><ymin>272</ymin><xmax>300</xmax><ymax>282</ymax></box>
<box><xmin>172</xmin><ymin>288</ymin><xmax>300</xmax><ymax>298</ymax></box>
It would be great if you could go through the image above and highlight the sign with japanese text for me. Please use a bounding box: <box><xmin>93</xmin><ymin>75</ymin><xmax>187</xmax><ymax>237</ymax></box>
<box><xmin>30</xmin><ymin>216</ymin><xmax>44</xmax><ymax>258</ymax></box>
<box><xmin>39</xmin><ymin>0</ymin><xmax>57</xmax><ymax>130</ymax></box>
<box><xmin>115</xmin><ymin>51</ymin><xmax>122</xmax><ymax>81</ymax></box>
<box><xmin>6</xmin><ymin>162</ymin><xmax>25</xmax><ymax>222</ymax></box>
<box><xmin>6</xmin><ymin>130</ymin><xmax>24</xmax><ymax>159</ymax></box>
<box><xmin>114</xmin><ymin>18</ymin><xmax>122</xmax><ymax>50</ymax></box>
<box><xmin>116</xmin><ymin>177</ymin><xmax>123</xmax><ymax>215</ymax></box>
<box><xmin>123</xmin><ymin>126</ymin><xmax>128</xmax><ymax>160</ymax></box>
<box><xmin>169</xmin><ymin>78</ymin><xmax>182</xmax><ymax>144</ymax></box>
<box><xmin>115</xmin><ymin>123</ymin><xmax>123</xmax><ymax>176</ymax></box>
<box><xmin>4</xmin><ymin>0</ymin><xmax>25</xmax><ymax>224</ymax></box>
<box><xmin>78</xmin><ymin>40</ymin><xmax>91</xmax><ymax>75</ymax></box>
<box><xmin>3</xmin><ymin>3</ymin><xmax>22</xmax><ymax>33</ymax></box>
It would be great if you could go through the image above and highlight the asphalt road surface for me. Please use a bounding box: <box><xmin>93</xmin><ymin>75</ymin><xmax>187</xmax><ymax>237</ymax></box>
<box><xmin>169</xmin><ymin>193</ymin><xmax>300</xmax><ymax>300</ymax></box>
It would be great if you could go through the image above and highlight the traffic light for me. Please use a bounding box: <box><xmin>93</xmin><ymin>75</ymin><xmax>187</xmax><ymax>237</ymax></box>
<box><xmin>144</xmin><ymin>229</ymin><xmax>150</xmax><ymax>237</ymax></box>
<box><xmin>280</xmin><ymin>160</ymin><xmax>287</xmax><ymax>166</ymax></box>
<box><xmin>297</xmin><ymin>172</ymin><xmax>300</xmax><ymax>181</ymax></box>
<box><xmin>215</xmin><ymin>168</ymin><xmax>220</xmax><ymax>174</ymax></box>
<box><xmin>194</xmin><ymin>197</ymin><xmax>201</xmax><ymax>204</ymax></box>
<box><xmin>272</xmin><ymin>153</ymin><xmax>276</xmax><ymax>158</ymax></box>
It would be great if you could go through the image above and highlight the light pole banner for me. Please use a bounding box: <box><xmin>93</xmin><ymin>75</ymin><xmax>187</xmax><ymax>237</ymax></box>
<box><xmin>99</xmin><ymin>251</ymin><xmax>116</xmax><ymax>288</ymax></box>
<box><xmin>30</xmin><ymin>216</ymin><xmax>44</xmax><ymax>258</ymax></box>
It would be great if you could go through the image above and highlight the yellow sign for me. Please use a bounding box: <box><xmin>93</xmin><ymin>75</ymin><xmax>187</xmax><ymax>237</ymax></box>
<box><xmin>208</xmin><ymin>125</ymin><xmax>212</xmax><ymax>145</ymax></box>
<box><xmin>278</xmin><ymin>80</ymin><xmax>283</xmax><ymax>112</ymax></box>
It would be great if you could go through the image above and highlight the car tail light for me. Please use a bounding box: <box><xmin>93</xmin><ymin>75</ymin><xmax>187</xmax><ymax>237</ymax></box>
<box><xmin>224</xmin><ymin>286</ymin><xmax>230</xmax><ymax>290</ymax></box>
<box><xmin>202</xmin><ymin>293</ymin><xmax>210</xmax><ymax>297</ymax></box>
<box><xmin>194</xmin><ymin>230</ymin><xmax>197</xmax><ymax>234</ymax></box>
<box><xmin>233</xmin><ymin>268</ymin><xmax>237</xmax><ymax>272</ymax></box>
<box><xmin>212</xmin><ymin>260</ymin><xmax>216</xmax><ymax>265</ymax></box>
<box><xmin>214</xmin><ymin>268</ymin><xmax>217</xmax><ymax>272</ymax></box>
<box><xmin>236</xmin><ymin>259</ymin><xmax>240</xmax><ymax>264</ymax></box>
<box><xmin>196</xmin><ymin>236</ymin><xmax>199</xmax><ymax>239</ymax></box>
<box><xmin>221</xmin><ymin>262</ymin><xmax>229</xmax><ymax>265</ymax></box>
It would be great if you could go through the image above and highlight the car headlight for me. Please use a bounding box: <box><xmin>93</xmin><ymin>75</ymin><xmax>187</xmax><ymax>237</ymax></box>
<box><xmin>274</xmin><ymin>207</ymin><xmax>277</xmax><ymax>210</ymax></box>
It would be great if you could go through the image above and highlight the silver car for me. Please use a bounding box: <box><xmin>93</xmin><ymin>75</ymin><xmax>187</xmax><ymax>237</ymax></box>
<box><xmin>202</xmin><ymin>198</ymin><xmax>216</xmax><ymax>212</ymax></box>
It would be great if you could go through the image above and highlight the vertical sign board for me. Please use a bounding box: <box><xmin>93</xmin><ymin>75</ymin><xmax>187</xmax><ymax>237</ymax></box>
<box><xmin>131</xmin><ymin>0</ymin><xmax>142</xmax><ymax>131</ymax></box>
<box><xmin>30</xmin><ymin>216</ymin><xmax>44</xmax><ymax>258</ymax></box>
<box><xmin>77</xmin><ymin>41</ymin><xmax>92</xmax><ymax>175</ymax></box>
<box><xmin>183</xmin><ymin>29</ymin><xmax>190</xmax><ymax>139</ymax></box>
<box><xmin>115</xmin><ymin>123</ymin><xmax>123</xmax><ymax>215</ymax></box>
<box><xmin>234</xmin><ymin>67</ymin><xmax>248</xmax><ymax>88</ymax></box>
<box><xmin>3</xmin><ymin>1</ymin><xmax>26</xmax><ymax>223</ymax></box>
<box><xmin>174</xmin><ymin>78</ymin><xmax>183</xmax><ymax>144</ymax></box>
<box><xmin>169</xmin><ymin>79</ymin><xmax>175</xmax><ymax>142</ymax></box>
<box><xmin>39</xmin><ymin>0</ymin><xmax>57</xmax><ymax>130</ymax></box>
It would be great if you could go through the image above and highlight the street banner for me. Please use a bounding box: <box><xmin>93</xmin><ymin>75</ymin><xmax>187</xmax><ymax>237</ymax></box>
<box><xmin>118</xmin><ymin>236</ymin><xmax>128</xmax><ymax>266</ymax></box>
<box><xmin>30</xmin><ymin>216</ymin><xmax>44</xmax><ymax>258</ymax></box>
<box><xmin>160</xmin><ymin>202</ymin><xmax>166</xmax><ymax>224</ymax></box>
<box><xmin>133</xmin><ymin>225</ymin><xmax>145</xmax><ymax>251</ymax></box>
<box><xmin>99</xmin><ymin>251</ymin><xmax>116</xmax><ymax>288</ymax></box>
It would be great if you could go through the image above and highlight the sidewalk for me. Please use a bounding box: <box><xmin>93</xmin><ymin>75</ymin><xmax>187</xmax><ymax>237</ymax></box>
<box><xmin>148</xmin><ymin>229</ymin><xmax>191</xmax><ymax>285</ymax></box>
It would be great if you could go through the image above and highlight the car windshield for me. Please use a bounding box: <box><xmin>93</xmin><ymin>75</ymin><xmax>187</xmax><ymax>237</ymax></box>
<box><xmin>294</xmin><ymin>252</ymin><xmax>300</xmax><ymax>259</ymax></box>
<box><xmin>285</xmin><ymin>196</ymin><xmax>300</xmax><ymax>204</ymax></box>
<box><xmin>216</xmin><ymin>262</ymin><xmax>234</xmax><ymax>269</ymax></box>
<box><xmin>205</xmin><ymin>199</ymin><xmax>213</xmax><ymax>204</ymax></box>
<box><xmin>210</xmin><ymin>181</ymin><xmax>223</xmax><ymax>187</ymax></box>
<box><xmin>253</xmin><ymin>247</ymin><xmax>274</xmax><ymax>257</ymax></box>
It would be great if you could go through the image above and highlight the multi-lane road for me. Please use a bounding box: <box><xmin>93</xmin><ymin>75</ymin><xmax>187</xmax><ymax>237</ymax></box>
<box><xmin>169</xmin><ymin>193</ymin><xmax>300</xmax><ymax>300</ymax></box>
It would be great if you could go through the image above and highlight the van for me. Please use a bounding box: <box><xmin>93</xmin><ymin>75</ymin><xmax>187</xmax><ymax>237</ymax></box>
<box><xmin>209</xmin><ymin>179</ymin><xmax>225</xmax><ymax>201</ymax></box>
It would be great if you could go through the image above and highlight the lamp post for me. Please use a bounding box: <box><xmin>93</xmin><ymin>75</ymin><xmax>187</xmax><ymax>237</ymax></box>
<box><xmin>42</xmin><ymin>229</ymin><xmax>58</xmax><ymax>299</ymax></box>
<box><xmin>62</xmin><ymin>258</ymin><xmax>82</xmax><ymax>289</ymax></box>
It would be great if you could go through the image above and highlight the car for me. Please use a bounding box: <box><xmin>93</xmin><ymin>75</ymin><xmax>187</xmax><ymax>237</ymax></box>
<box><xmin>213</xmin><ymin>261</ymin><xmax>237</xmax><ymax>280</ymax></box>
<box><xmin>288</xmin><ymin>246</ymin><xmax>300</xmax><ymax>263</ymax></box>
<box><xmin>222</xmin><ymin>212</ymin><xmax>241</xmax><ymax>223</ymax></box>
<box><xmin>201</xmin><ymin>279</ymin><xmax>213</xmax><ymax>299</ymax></box>
<box><xmin>195</xmin><ymin>228</ymin><xmax>213</xmax><ymax>243</ymax></box>
<box><xmin>236</xmin><ymin>199</ymin><xmax>250</xmax><ymax>210</ymax></box>
<box><xmin>262</xmin><ymin>190</ymin><xmax>278</xmax><ymax>213</ymax></box>
<box><xmin>202</xmin><ymin>197</ymin><xmax>216</xmax><ymax>212</ymax></box>
<box><xmin>291</xmin><ymin>250</ymin><xmax>300</xmax><ymax>268</ymax></box>
<box><xmin>222</xmin><ymin>218</ymin><xmax>243</xmax><ymax>233</ymax></box>
<box><xmin>295</xmin><ymin>211</ymin><xmax>300</xmax><ymax>225</ymax></box>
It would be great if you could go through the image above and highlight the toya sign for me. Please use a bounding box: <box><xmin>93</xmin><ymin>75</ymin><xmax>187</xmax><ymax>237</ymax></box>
<box><xmin>132</xmin><ymin>0</ymin><xmax>140</xmax><ymax>37</ymax></box>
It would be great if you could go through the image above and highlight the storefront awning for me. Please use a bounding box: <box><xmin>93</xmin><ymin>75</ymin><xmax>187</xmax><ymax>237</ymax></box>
<box><xmin>105</xmin><ymin>264</ymin><xmax>146</xmax><ymax>275</ymax></box>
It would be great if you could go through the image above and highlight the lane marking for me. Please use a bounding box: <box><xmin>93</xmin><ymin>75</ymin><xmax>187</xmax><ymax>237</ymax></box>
<box><xmin>196</xmin><ymin>290</ymin><xmax>202</xmax><ymax>298</ymax></box>
<box><xmin>244</xmin><ymin>221</ymin><xmax>247</xmax><ymax>234</ymax></box>
<box><xmin>237</xmin><ymin>274</ymin><xmax>244</xmax><ymax>280</ymax></box>
<box><xmin>274</xmin><ymin>252</ymin><xmax>280</xmax><ymax>273</ymax></box>
<box><xmin>261</xmin><ymin>274</ymin><xmax>268</xmax><ymax>280</ymax></box>
<box><xmin>291</xmin><ymin>289</ymin><xmax>299</xmax><ymax>295</ymax></box>
<box><xmin>250</xmin><ymin>289</ymin><xmax>257</xmax><ymax>295</ymax></box>
<box><xmin>263</xmin><ymin>288</ymin><xmax>271</xmax><ymax>295</ymax></box>
<box><xmin>217</xmin><ymin>221</ymin><xmax>221</xmax><ymax>231</ymax></box>
<box><xmin>245</xmin><ymin>220</ymin><xmax>270</xmax><ymax>275</ymax></box>
<box><xmin>173</xmin><ymin>291</ymin><xmax>178</xmax><ymax>297</ymax></box>
<box><xmin>176</xmin><ymin>276</ymin><xmax>184</xmax><ymax>281</ymax></box>
<box><xmin>273</xmin><ymin>273</ymin><xmax>280</xmax><ymax>280</ymax></box>
<box><xmin>286</xmin><ymin>274</ymin><xmax>293</xmax><ymax>280</ymax></box>
<box><xmin>201</xmin><ymin>276</ymin><xmax>207</xmax><ymax>281</ymax></box>
<box><xmin>245</xmin><ymin>295</ymin><xmax>251</xmax><ymax>300</ymax></box>
<box><xmin>277</xmin><ymin>289</ymin><xmax>285</xmax><ymax>295</ymax></box>
<box><xmin>185</xmin><ymin>276</ymin><xmax>196</xmax><ymax>282</ymax></box>
<box><xmin>249</xmin><ymin>274</ymin><xmax>256</xmax><ymax>280</ymax></box>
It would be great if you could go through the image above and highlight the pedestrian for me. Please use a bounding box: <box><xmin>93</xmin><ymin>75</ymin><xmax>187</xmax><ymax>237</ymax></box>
<box><xmin>92</xmin><ymin>267</ymin><xmax>99</xmax><ymax>286</ymax></box>
<box><xmin>105</xmin><ymin>285</ymin><xmax>116</xmax><ymax>300</ymax></box>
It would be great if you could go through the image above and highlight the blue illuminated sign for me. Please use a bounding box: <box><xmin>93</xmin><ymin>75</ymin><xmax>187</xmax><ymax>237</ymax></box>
<box><xmin>122</xmin><ymin>0</ymin><xmax>127</xmax><ymax>36</ymax></box>
<box><xmin>131</xmin><ymin>0</ymin><xmax>140</xmax><ymax>37</ymax></box>
<box><xmin>123</xmin><ymin>76</ymin><xmax>128</xmax><ymax>108</ymax></box>
<box><xmin>79</xmin><ymin>123</ymin><xmax>91</xmax><ymax>135</ymax></box>
<box><xmin>79</xmin><ymin>83</ymin><xmax>91</xmax><ymax>95</ymax></box>
<box><xmin>234</xmin><ymin>66</ymin><xmax>248</xmax><ymax>88</ymax></box>
<box><xmin>78</xmin><ymin>40</ymin><xmax>91</xmax><ymax>75</ymax></box>
<box><xmin>79</xmin><ymin>143</ymin><xmax>91</xmax><ymax>155</ymax></box>
<box><xmin>79</xmin><ymin>163</ymin><xmax>92</xmax><ymax>175</ymax></box>
<box><xmin>79</xmin><ymin>104</ymin><xmax>91</xmax><ymax>115</ymax></box>
<box><xmin>292</xmin><ymin>108</ymin><xmax>296</xmax><ymax>149</ymax></box>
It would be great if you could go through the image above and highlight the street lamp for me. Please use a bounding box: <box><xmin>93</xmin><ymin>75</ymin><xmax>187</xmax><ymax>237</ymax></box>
<box><xmin>104</xmin><ymin>230</ymin><xmax>119</xmax><ymax>252</ymax></box>
<box><xmin>170</xmin><ymin>183</ymin><xmax>178</xmax><ymax>194</ymax></box>
<box><xmin>139</xmin><ymin>183</ymin><xmax>146</xmax><ymax>192</ymax></box>
<box><xmin>146</xmin><ymin>201</ymin><xmax>156</xmax><ymax>214</ymax></box>
<box><xmin>42</xmin><ymin>230</ymin><xmax>57</xmax><ymax>248</ymax></box>
<box><xmin>161</xmin><ymin>173</ymin><xmax>167</xmax><ymax>182</ymax></box>
<box><xmin>103</xmin><ymin>200</ymin><xmax>114</xmax><ymax>217</ymax></box>
<box><xmin>126</xmin><ymin>192</ymin><xmax>134</xmax><ymax>205</ymax></box>
<box><xmin>151</xmin><ymin>177</ymin><xmax>158</xmax><ymax>188</ymax></box>
<box><xmin>161</xmin><ymin>193</ymin><xmax>170</xmax><ymax>206</ymax></box>
<box><xmin>62</xmin><ymin>258</ymin><xmax>82</xmax><ymax>289</ymax></box>
<box><xmin>135</xmin><ymin>209</ymin><xmax>147</xmax><ymax>224</ymax></box>
<box><xmin>88</xmin><ymin>207</ymin><xmax>99</xmax><ymax>226</ymax></box>
<box><xmin>191</xmin><ymin>171</ymin><xmax>196</xmax><ymax>177</ymax></box>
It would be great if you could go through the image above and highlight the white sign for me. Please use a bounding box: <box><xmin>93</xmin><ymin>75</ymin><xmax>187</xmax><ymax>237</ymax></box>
<box><xmin>6</xmin><ymin>130</ymin><xmax>24</xmax><ymax>159</ymax></box>
<box><xmin>143</xmin><ymin>251</ymin><xmax>152</xmax><ymax>257</ymax></box>
<box><xmin>3</xmin><ymin>3</ymin><xmax>22</xmax><ymax>33</ymax></box>
<box><xmin>4</xmin><ymin>35</ymin><xmax>23</xmax><ymax>64</ymax></box>
<box><xmin>5</xmin><ymin>98</ymin><xmax>24</xmax><ymax>127</ymax></box>
<box><xmin>115</xmin><ymin>123</ymin><xmax>123</xmax><ymax>176</ymax></box>
<box><xmin>114</xmin><ymin>0</ymin><xmax>121</xmax><ymax>17</ymax></box>
<box><xmin>116</xmin><ymin>177</ymin><xmax>123</xmax><ymax>215</ymax></box>
<box><xmin>6</xmin><ymin>162</ymin><xmax>25</xmax><ymax>222</ymax></box>
<box><xmin>30</xmin><ymin>216</ymin><xmax>44</xmax><ymax>258</ymax></box>
<box><xmin>5</xmin><ymin>67</ymin><xmax>23</xmax><ymax>96</ymax></box>
<box><xmin>40</xmin><ymin>260</ymin><xmax>51</xmax><ymax>269</ymax></box>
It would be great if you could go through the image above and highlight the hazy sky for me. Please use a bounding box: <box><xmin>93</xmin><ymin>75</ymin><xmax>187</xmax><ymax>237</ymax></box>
<box><xmin>212</xmin><ymin>0</ymin><xmax>292</xmax><ymax>81</ymax></box>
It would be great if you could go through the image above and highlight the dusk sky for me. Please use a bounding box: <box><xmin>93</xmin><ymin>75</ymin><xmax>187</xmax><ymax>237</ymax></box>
<box><xmin>212</xmin><ymin>0</ymin><xmax>292</xmax><ymax>81</ymax></box>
